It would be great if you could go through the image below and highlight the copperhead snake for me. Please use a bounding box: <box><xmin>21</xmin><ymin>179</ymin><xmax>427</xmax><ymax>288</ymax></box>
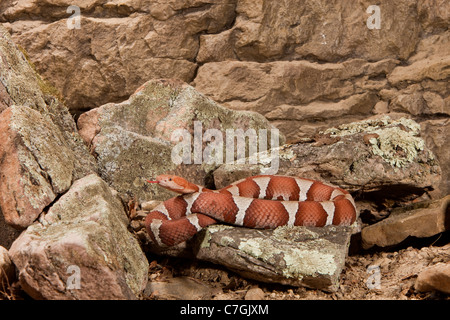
<box><xmin>145</xmin><ymin>175</ymin><xmax>357</xmax><ymax>247</ymax></box>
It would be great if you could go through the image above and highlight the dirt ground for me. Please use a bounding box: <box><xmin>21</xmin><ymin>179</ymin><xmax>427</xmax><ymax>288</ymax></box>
<box><xmin>144</xmin><ymin>232</ymin><xmax>450</xmax><ymax>300</ymax></box>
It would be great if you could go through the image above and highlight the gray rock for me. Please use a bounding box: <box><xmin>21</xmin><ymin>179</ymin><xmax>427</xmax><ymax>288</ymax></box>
<box><xmin>195</xmin><ymin>225</ymin><xmax>353</xmax><ymax>292</ymax></box>
<box><xmin>244</xmin><ymin>287</ymin><xmax>265</xmax><ymax>300</ymax></box>
<box><xmin>78</xmin><ymin>79</ymin><xmax>283</xmax><ymax>202</ymax></box>
<box><xmin>214</xmin><ymin>116</ymin><xmax>441</xmax><ymax>197</ymax></box>
<box><xmin>9</xmin><ymin>174</ymin><xmax>149</xmax><ymax>300</ymax></box>
<box><xmin>148</xmin><ymin>224</ymin><xmax>353</xmax><ymax>292</ymax></box>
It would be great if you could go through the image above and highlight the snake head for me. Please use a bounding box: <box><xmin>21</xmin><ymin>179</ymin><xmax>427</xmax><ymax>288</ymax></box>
<box><xmin>148</xmin><ymin>175</ymin><xmax>198</xmax><ymax>194</ymax></box>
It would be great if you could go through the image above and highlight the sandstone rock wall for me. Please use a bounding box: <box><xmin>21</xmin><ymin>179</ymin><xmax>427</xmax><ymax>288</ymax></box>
<box><xmin>1</xmin><ymin>0</ymin><xmax>448</xmax><ymax>194</ymax></box>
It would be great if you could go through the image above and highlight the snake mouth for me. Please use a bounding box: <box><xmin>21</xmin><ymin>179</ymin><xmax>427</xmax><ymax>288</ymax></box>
<box><xmin>147</xmin><ymin>178</ymin><xmax>184</xmax><ymax>191</ymax></box>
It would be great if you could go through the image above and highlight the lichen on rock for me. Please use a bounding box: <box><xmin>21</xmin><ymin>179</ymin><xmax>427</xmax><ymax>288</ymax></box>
<box><xmin>192</xmin><ymin>224</ymin><xmax>353</xmax><ymax>291</ymax></box>
<box><xmin>322</xmin><ymin>116</ymin><xmax>431</xmax><ymax>168</ymax></box>
<box><xmin>9</xmin><ymin>174</ymin><xmax>149</xmax><ymax>300</ymax></box>
<box><xmin>369</xmin><ymin>126</ymin><xmax>426</xmax><ymax>168</ymax></box>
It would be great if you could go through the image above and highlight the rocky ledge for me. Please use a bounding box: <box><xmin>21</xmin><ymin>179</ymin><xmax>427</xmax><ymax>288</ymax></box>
<box><xmin>0</xmin><ymin>11</ymin><xmax>449</xmax><ymax>299</ymax></box>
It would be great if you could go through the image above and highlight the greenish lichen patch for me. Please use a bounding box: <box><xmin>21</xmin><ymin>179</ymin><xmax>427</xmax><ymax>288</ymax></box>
<box><xmin>237</xmin><ymin>233</ymin><xmax>340</xmax><ymax>280</ymax></box>
<box><xmin>322</xmin><ymin>116</ymin><xmax>420</xmax><ymax>137</ymax></box>
<box><xmin>282</xmin><ymin>248</ymin><xmax>337</xmax><ymax>279</ymax></box>
<box><xmin>200</xmin><ymin>224</ymin><xmax>235</xmax><ymax>248</ymax></box>
<box><xmin>322</xmin><ymin>116</ymin><xmax>426</xmax><ymax>168</ymax></box>
<box><xmin>369</xmin><ymin>126</ymin><xmax>425</xmax><ymax>168</ymax></box>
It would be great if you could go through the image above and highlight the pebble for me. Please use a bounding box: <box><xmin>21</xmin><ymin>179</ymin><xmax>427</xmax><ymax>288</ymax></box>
<box><xmin>244</xmin><ymin>287</ymin><xmax>265</xmax><ymax>300</ymax></box>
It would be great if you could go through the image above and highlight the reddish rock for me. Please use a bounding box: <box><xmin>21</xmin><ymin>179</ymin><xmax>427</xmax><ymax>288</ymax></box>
<box><xmin>9</xmin><ymin>174</ymin><xmax>149</xmax><ymax>300</ymax></box>
<box><xmin>0</xmin><ymin>105</ymin><xmax>74</xmax><ymax>229</ymax></box>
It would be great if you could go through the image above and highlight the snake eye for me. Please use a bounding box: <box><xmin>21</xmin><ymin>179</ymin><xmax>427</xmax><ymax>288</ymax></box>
<box><xmin>169</xmin><ymin>178</ymin><xmax>172</xmax><ymax>181</ymax></box>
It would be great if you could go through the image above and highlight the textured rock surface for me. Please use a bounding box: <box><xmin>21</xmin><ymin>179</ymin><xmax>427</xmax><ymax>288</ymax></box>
<box><xmin>2</xmin><ymin>0</ymin><xmax>449</xmax><ymax>197</ymax></box>
<box><xmin>0</xmin><ymin>24</ymin><xmax>48</xmax><ymax>112</ymax></box>
<box><xmin>1</xmin><ymin>0</ymin><xmax>236</xmax><ymax>113</ymax></box>
<box><xmin>9</xmin><ymin>174</ymin><xmax>148</xmax><ymax>300</ymax></box>
<box><xmin>415</xmin><ymin>262</ymin><xmax>450</xmax><ymax>294</ymax></box>
<box><xmin>145</xmin><ymin>224</ymin><xmax>354</xmax><ymax>292</ymax></box>
<box><xmin>1</xmin><ymin>1</ymin><xmax>449</xmax><ymax>298</ymax></box>
<box><xmin>0</xmin><ymin>245</ymin><xmax>15</xmax><ymax>285</ymax></box>
<box><xmin>214</xmin><ymin>116</ymin><xmax>441</xmax><ymax>197</ymax></box>
<box><xmin>194</xmin><ymin>59</ymin><xmax>385</xmax><ymax>135</ymax></box>
<box><xmin>78</xmin><ymin>79</ymin><xmax>282</xmax><ymax>201</ymax></box>
<box><xmin>195</xmin><ymin>225</ymin><xmax>353</xmax><ymax>292</ymax></box>
<box><xmin>361</xmin><ymin>195</ymin><xmax>450</xmax><ymax>249</ymax></box>
<box><xmin>420</xmin><ymin>118</ymin><xmax>450</xmax><ymax>197</ymax></box>
<box><xmin>2</xmin><ymin>1</ymin><xmax>449</xmax><ymax>195</ymax></box>
<box><xmin>0</xmin><ymin>24</ymin><xmax>96</xmax><ymax>234</ymax></box>
<box><xmin>0</xmin><ymin>105</ymin><xmax>75</xmax><ymax>229</ymax></box>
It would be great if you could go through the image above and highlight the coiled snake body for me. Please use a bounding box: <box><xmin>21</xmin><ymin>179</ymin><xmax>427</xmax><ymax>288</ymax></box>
<box><xmin>145</xmin><ymin>175</ymin><xmax>357</xmax><ymax>247</ymax></box>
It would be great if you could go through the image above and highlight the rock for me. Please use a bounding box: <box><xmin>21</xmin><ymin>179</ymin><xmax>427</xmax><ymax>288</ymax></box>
<box><xmin>233</xmin><ymin>0</ymin><xmax>420</xmax><ymax>62</ymax></box>
<box><xmin>361</xmin><ymin>195</ymin><xmax>450</xmax><ymax>249</ymax></box>
<box><xmin>421</xmin><ymin>119</ymin><xmax>450</xmax><ymax>196</ymax></box>
<box><xmin>0</xmin><ymin>24</ymin><xmax>100</xmax><ymax>170</ymax></box>
<box><xmin>146</xmin><ymin>224</ymin><xmax>354</xmax><ymax>292</ymax></box>
<box><xmin>0</xmin><ymin>105</ymin><xmax>75</xmax><ymax>229</ymax></box>
<box><xmin>415</xmin><ymin>262</ymin><xmax>450</xmax><ymax>294</ymax></box>
<box><xmin>418</xmin><ymin>0</ymin><xmax>450</xmax><ymax>32</ymax></box>
<box><xmin>9</xmin><ymin>174</ymin><xmax>149</xmax><ymax>300</ymax></box>
<box><xmin>388</xmin><ymin>33</ymin><xmax>450</xmax><ymax>86</ymax></box>
<box><xmin>78</xmin><ymin>79</ymin><xmax>282</xmax><ymax>202</ymax></box>
<box><xmin>387</xmin><ymin>33</ymin><xmax>450</xmax><ymax>120</ymax></box>
<box><xmin>141</xmin><ymin>200</ymin><xmax>162</xmax><ymax>212</ymax></box>
<box><xmin>0</xmin><ymin>245</ymin><xmax>15</xmax><ymax>285</ymax></box>
<box><xmin>194</xmin><ymin>58</ymin><xmax>402</xmax><ymax>141</ymax></box>
<box><xmin>0</xmin><ymin>25</ymin><xmax>48</xmax><ymax>112</ymax></box>
<box><xmin>214</xmin><ymin>116</ymin><xmax>441</xmax><ymax>197</ymax></box>
<box><xmin>0</xmin><ymin>25</ymin><xmax>96</xmax><ymax>232</ymax></box>
<box><xmin>244</xmin><ymin>287</ymin><xmax>265</xmax><ymax>300</ymax></box>
<box><xmin>144</xmin><ymin>277</ymin><xmax>222</xmax><ymax>300</ymax></box>
<box><xmin>195</xmin><ymin>225</ymin><xmax>353</xmax><ymax>292</ymax></box>
<box><xmin>3</xmin><ymin>1</ymin><xmax>449</xmax><ymax>197</ymax></box>
<box><xmin>1</xmin><ymin>1</ymin><xmax>236</xmax><ymax>112</ymax></box>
